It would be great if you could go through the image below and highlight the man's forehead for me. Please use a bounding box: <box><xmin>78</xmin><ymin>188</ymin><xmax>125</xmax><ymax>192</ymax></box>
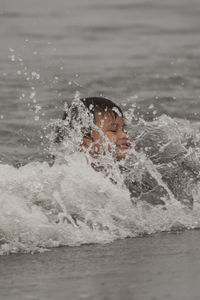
<box><xmin>95</xmin><ymin>110</ymin><xmax>122</xmax><ymax>120</ymax></box>
<box><xmin>95</xmin><ymin>111</ymin><xmax>125</xmax><ymax>128</ymax></box>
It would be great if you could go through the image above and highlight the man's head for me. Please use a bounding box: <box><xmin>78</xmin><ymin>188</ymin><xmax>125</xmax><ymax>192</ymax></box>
<box><xmin>61</xmin><ymin>97</ymin><xmax>131</xmax><ymax>160</ymax></box>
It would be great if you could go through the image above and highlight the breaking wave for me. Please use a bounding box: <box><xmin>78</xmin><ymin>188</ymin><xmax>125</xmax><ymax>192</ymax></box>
<box><xmin>1</xmin><ymin>97</ymin><xmax>200</xmax><ymax>255</ymax></box>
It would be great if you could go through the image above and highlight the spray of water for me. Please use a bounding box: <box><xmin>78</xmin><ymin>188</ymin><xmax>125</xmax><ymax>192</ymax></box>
<box><xmin>0</xmin><ymin>93</ymin><xmax>200</xmax><ymax>255</ymax></box>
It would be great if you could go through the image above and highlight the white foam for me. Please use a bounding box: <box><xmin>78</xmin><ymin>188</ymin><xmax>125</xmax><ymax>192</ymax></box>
<box><xmin>1</xmin><ymin>149</ymin><xmax>200</xmax><ymax>255</ymax></box>
<box><xmin>1</xmin><ymin>97</ymin><xmax>200</xmax><ymax>255</ymax></box>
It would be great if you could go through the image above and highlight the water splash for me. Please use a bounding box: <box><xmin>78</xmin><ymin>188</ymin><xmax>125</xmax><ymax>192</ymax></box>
<box><xmin>1</xmin><ymin>97</ymin><xmax>200</xmax><ymax>255</ymax></box>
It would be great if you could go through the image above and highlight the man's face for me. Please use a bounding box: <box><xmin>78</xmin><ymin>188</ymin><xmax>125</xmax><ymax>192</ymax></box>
<box><xmin>83</xmin><ymin>110</ymin><xmax>132</xmax><ymax>160</ymax></box>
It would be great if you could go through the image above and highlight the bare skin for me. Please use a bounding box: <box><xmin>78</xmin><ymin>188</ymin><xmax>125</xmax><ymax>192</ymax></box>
<box><xmin>82</xmin><ymin>110</ymin><xmax>132</xmax><ymax>160</ymax></box>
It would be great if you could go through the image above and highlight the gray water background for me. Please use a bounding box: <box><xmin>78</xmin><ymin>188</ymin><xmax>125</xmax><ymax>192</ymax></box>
<box><xmin>1</xmin><ymin>0</ymin><xmax>200</xmax><ymax>164</ymax></box>
<box><xmin>1</xmin><ymin>230</ymin><xmax>200</xmax><ymax>300</ymax></box>
<box><xmin>1</xmin><ymin>2</ymin><xmax>200</xmax><ymax>299</ymax></box>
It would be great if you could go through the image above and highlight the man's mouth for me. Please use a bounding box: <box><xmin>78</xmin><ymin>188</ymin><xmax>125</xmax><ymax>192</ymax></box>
<box><xmin>116</xmin><ymin>143</ymin><xmax>130</xmax><ymax>150</ymax></box>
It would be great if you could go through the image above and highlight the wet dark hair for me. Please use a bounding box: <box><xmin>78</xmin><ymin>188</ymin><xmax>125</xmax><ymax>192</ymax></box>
<box><xmin>62</xmin><ymin>96</ymin><xmax>123</xmax><ymax>121</ymax></box>
<box><xmin>55</xmin><ymin>97</ymin><xmax>123</xmax><ymax>143</ymax></box>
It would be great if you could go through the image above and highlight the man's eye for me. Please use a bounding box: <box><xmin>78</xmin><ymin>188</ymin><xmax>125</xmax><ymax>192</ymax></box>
<box><xmin>109</xmin><ymin>129</ymin><xmax>117</xmax><ymax>133</ymax></box>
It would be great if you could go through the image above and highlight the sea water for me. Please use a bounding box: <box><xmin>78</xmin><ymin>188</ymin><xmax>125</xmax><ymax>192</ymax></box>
<box><xmin>1</xmin><ymin>95</ymin><xmax>200</xmax><ymax>255</ymax></box>
<box><xmin>1</xmin><ymin>0</ymin><xmax>200</xmax><ymax>255</ymax></box>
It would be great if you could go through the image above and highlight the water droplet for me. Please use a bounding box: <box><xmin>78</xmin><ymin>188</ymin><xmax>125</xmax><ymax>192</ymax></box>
<box><xmin>11</xmin><ymin>55</ymin><xmax>15</xmax><ymax>61</ymax></box>
<box><xmin>34</xmin><ymin>116</ymin><xmax>39</xmax><ymax>121</ymax></box>
<box><xmin>148</xmin><ymin>104</ymin><xmax>154</xmax><ymax>109</ymax></box>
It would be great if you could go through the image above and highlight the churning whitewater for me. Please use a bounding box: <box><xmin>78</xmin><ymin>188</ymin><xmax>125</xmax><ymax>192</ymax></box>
<box><xmin>1</xmin><ymin>98</ymin><xmax>200</xmax><ymax>255</ymax></box>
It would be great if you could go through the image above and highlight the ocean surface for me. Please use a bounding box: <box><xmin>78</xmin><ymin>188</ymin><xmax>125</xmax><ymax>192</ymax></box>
<box><xmin>1</xmin><ymin>230</ymin><xmax>200</xmax><ymax>300</ymax></box>
<box><xmin>1</xmin><ymin>0</ymin><xmax>200</xmax><ymax>258</ymax></box>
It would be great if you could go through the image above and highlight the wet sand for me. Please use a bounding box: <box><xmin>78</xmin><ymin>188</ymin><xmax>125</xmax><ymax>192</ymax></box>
<box><xmin>1</xmin><ymin>230</ymin><xmax>200</xmax><ymax>300</ymax></box>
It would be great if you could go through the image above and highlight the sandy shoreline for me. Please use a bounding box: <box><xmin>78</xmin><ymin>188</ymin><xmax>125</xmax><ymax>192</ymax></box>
<box><xmin>1</xmin><ymin>230</ymin><xmax>200</xmax><ymax>300</ymax></box>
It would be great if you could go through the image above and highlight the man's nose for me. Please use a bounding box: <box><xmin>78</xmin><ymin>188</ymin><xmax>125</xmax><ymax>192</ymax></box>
<box><xmin>119</xmin><ymin>129</ymin><xmax>127</xmax><ymax>138</ymax></box>
<box><xmin>118</xmin><ymin>129</ymin><xmax>132</xmax><ymax>143</ymax></box>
